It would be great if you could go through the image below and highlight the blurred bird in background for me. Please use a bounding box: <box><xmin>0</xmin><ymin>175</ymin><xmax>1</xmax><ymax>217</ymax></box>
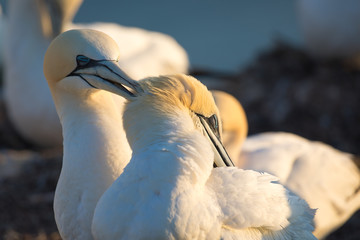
<box><xmin>3</xmin><ymin>0</ymin><xmax>188</xmax><ymax>148</ymax></box>
<box><xmin>213</xmin><ymin>90</ymin><xmax>360</xmax><ymax>239</ymax></box>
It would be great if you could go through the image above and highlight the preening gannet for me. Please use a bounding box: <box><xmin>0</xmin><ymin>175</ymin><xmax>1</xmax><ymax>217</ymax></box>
<box><xmin>214</xmin><ymin>91</ymin><xmax>360</xmax><ymax>239</ymax></box>
<box><xmin>44</xmin><ymin>29</ymin><xmax>133</xmax><ymax>240</ymax></box>
<box><xmin>90</xmin><ymin>73</ymin><xmax>315</xmax><ymax>239</ymax></box>
<box><xmin>297</xmin><ymin>0</ymin><xmax>360</xmax><ymax>60</ymax></box>
<box><xmin>5</xmin><ymin>0</ymin><xmax>188</xmax><ymax>147</ymax></box>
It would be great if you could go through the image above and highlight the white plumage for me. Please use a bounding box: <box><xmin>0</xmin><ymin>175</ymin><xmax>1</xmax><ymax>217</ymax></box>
<box><xmin>4</xmin><ymin>0</ymin><xmax>188</xmax><ymax>147</ymax></box>
<box><xmin>91</xmin><ymin>73</ymin><xmax>316</xmax><ymax>240</ymax></box>
<box><xmin>44</xmin><ymin>29</ymin><xmax>133</xmax><ymax>240</ymax></box>
<box><xmin>213</xmin><ymin>90</ymin><xmax>360</xmax><ymax>239</ymax></box>
<box><xmin>241</xmin><ymin>132</ymin><xmax>360</xmax><ymax>239</ymax></box>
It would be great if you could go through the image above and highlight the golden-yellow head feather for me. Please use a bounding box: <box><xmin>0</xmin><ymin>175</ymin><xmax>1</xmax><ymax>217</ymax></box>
<box><xmin>139</xmin><ymin>74</ymin><xmax>220</xmax><ymax>119</ymax></box>
<box><xmin>44</xmin><ymin>29</ymin><xmax>120</xmax><ymax>87</ymax></box>
<box><xmin>124</xmin><ymin>74</ymin><xmax>233</xmax><ymax>166</ymax></box>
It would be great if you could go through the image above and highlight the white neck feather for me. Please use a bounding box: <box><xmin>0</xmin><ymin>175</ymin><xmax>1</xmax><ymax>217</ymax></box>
<box><xmin>123</xmin><ymin>104</ymin><xmax>214</xmax><ymax>187</ymax></box>
<box><xmin>54</xmin><ymin>89</ymin><xmax>131</xmax><ymax>239</ymax></box>
<box><xmin>7</xmin><ymin>0</ymin><xmax>50</xmax><ymax>42</ymax></box>
<box><xmin>92</xmin><ymin>101</ymin><xmax>215</xmax><ymax>239</ymax></box>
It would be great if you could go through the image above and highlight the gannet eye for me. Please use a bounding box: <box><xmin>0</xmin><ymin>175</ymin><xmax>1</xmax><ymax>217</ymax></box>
<box><xmin>208</xmin><ymin>114</ymin><xmax>219</xmax><ymax>132</ymax></box>
<box><xmin>76</xmin><ymin>55</ymin><xmax>91</xmax><ymax>67</ymax></box>
<box><xmin>196</xmin><ymin>113</ymin><xmax>221</xmax><ymax>140</ymax></box>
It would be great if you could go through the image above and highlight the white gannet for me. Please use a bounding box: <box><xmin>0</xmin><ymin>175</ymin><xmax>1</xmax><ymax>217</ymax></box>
<box><xmin>214</xmin><ymin>91</ymin><xmax>360</xmax><ymax>239</ymax></box>
<box><xmin>44</xmin><ymin>29</ymin><xmax>133</xmax><ymax>240</ymax></box>
<box><xmin>89</xmin><ymin>73</ymin><xmax>315</xmax><ymax>239</ymax></box>
<box><xmin>297</xmin><ymin>0</ymin><xmax>360</xmax><ymax>60</ymax></box>
<box><xmin>5</xmin><ymin>0</ymin><xmax>188</xmax><ymax>147</ymax></box>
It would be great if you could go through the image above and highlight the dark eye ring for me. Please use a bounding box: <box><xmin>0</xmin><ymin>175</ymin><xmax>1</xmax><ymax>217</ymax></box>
<box><xmin>76</xmin><ymin>55</ymin><xmax>91</xmax><ymax>67</ymax></box>
<box><xmin>209</xmin><ymin>114</ymin><xmax>219</xmax><ymax>130</ymax></box>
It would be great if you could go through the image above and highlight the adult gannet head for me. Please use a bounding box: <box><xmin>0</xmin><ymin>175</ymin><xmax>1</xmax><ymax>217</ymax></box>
<box><xmin>44</xmin><ymin>29</ymin><xmax>142</xmax><ymax>101</ymax></box>
<box><xmin>44</xmin><ymin>29</ymin><xmax>232</xmax><ymax>167</ymax></box>
<box><xmin>125</xmin><ymin>74</ymin><xmax>235</xmax><ymax>167</ymax></box>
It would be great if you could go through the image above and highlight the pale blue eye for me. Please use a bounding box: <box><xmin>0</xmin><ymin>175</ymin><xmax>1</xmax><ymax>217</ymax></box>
<box><xmin>76</xmin><ymin>55</ymin><xmax>90</xmax><ymax>66</ymax></box>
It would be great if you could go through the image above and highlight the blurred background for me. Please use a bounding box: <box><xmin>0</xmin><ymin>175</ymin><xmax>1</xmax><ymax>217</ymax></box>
<box><xmin>75</xmin><ymin>0</ymin><xmax>301</xmax><ymax>72</ymax></box>
<box><xmin>0</xmin><ymin>0</ymin><xmax>359</xmax><ymax>239</ymax></box>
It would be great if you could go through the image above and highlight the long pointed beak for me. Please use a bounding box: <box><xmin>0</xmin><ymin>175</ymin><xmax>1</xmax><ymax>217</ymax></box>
<box><xmin>71</xmin><ymin>60</ymin><xmax>143</xmax><ymax>98</ymax></box>
<box><xmin>199</xmin><ymin>116</ymin><xmax>235</xmax><ymax>167</ymax></box>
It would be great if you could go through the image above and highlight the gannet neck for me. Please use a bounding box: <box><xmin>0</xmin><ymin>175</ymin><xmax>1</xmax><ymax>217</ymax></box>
<box><xmin>123</xmin><ymin>97</ymin><xmax>214</xmax><ymax>181</ymax></box>
<box><xmin>7</xmin><ymin>0</ymin><xmax>50</xmax><ymax>41</ymax></box>
<box><xmin>54</xmin><ymin>89</ymin><xmax>131</xmax><ymax>240</ymax></box>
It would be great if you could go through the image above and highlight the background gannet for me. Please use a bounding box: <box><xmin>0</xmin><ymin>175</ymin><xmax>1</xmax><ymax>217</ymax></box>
<box><xmin>44</xmin><ymin>29</ymin><xmax>133</xmax><ymax>239</ymax></box>
<box><xmin>89</xmin><ymin>73</ymin><xmax>316</xmax><ymax>239</ymax></box>
<box><xmin>297</xmin><ymin>0</ymin><xmax>360</xmax><ymax>61</ymax></box>
<box><xmin>214</xmin><ymin>90</ymin><xmax>360</xmax><ymax>239</ymax></box>
<box><xmin>4</xmin><ymin>0</ymin><xmax>188</xmax><ymax>147</ymax></box>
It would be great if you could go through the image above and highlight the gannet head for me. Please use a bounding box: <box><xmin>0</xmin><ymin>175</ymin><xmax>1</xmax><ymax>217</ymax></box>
<box><xmin>127</xmin><ymin>74</ymin><xmax>235</xmax><ymax>167</ymax></box>
<box><xmin>44</xmin><ymin>29</ymin><xmax>142</xmax><ymax>98</ymax></box>
<box><xmin>211</xmin><ymin>90</ymin><xmax>248</xmax><ymax>160</ymax></box>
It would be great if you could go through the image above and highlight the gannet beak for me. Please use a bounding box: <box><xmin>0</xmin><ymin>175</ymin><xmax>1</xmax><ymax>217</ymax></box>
<box><xmin>69</xmin><ymin>58</ymin><xmax>143</xmax><ymax>98</ymax></box>
<box><xmin>198</xmin><ymin>116</ymin><xmax>235</xmax><ymax>167</ymax></box>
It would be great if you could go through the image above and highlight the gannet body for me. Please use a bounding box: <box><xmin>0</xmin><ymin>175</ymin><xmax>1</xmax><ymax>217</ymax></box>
<box><xmin>44</xmin><ymin>29</ymin><xmax>133</xmax><ymax>239</ymax></box>
<box><xmin>214</xmin><ymin>91</ymin><xmax>360</xmax><ymax>239</ymax></box>
<box><xmin>241</xmin><ymin>133</ymin><xmax>360</xmax><ymax>239</ymax></box>
<box><xmin>297</xmin><ymin>0</ymin><xmax>360</xmax><ymax>59</ymax></box>
<box><xmin>90</xmin><ymin>73</ymin><xmax>315</xmax><ymax>239</ymax></box>
<box><xmin>5</xmin><ymin>0</ymin><xmax>188</xmax><ymax>147</ymax></box>
<box><xmin>4</xmin><ymin>0</ymin><xmax>64</xmax><ymax>147</ymax></box>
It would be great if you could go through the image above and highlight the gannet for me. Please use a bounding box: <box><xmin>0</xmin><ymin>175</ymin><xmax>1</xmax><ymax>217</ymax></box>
<box><xmin>214</xmin><ymin>91</ymin><xmax>360</xmax><ymax>239</ymax></box>
<box><xmin>5</xmin><ymin>0</ymin><xmax>188</xmax><ymax>147</ymax></box>
<box><xmin>44</xmin><ymin>29</ymin><xmax>133</xmax><ymax>240</ymax></box>
<box><xmin>90</xmin><ymin>73</ymin><xmax>315</xmax><ymax>239</ymax></box>
<box><xmin>297</xmin><ymin>0</ymin><xmax>360</xmax><ymax>60</ymax></box>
